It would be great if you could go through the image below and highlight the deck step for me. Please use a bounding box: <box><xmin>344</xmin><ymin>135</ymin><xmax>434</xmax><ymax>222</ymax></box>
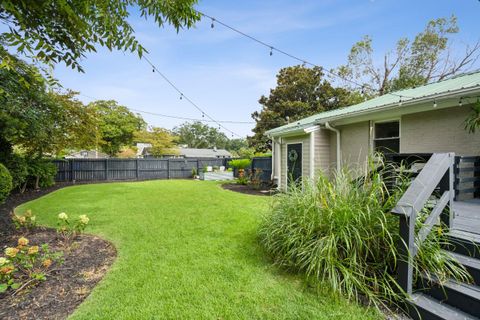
<box><xmin>446</xmin><ymin>230</ymin><xmax>480</xmax><ymax>259</ymax></box>
<box><xmin>406</xmin><ymin>293</ymin><xmax>478</xmax><ymax>320</ymax></box>
<box><xmin>417</xmin><ymin>274</ymin><xmax>480</xmax><ymax>318</ymax></box>
<box><xmin>447</xmin><ymin>251</ymin><xmax>480</xmax><ymax>285</ymax></box>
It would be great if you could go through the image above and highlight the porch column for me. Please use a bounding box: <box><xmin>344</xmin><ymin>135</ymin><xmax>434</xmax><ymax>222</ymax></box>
<box><xmin>309</xmin><ymin>131</ymin><xmax>315</xmax><ymax>180</ymax></box>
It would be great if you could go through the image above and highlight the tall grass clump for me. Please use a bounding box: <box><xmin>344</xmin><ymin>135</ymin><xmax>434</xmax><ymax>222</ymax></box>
<box><xmin>259</xmin><ymin>157</ymin><xmax>470</xmax><ymax>309</ymax></box>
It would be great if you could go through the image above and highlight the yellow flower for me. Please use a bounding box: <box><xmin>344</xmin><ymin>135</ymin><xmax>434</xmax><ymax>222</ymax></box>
<box><xmin>5</xmin><ymin>247</ymin><xmax>19</xmax><ymax>258</ymax></box>
<box><xmin>31</xmin><ymin>216</ymin><xmax>36</xmax><ymax>222</ymax></box>
<box><xmin>0</xmin><ymin>266</ymin><xmax>14</xmax><ymax>275</ymax></box>
<box><xmin>0</xmin><ymin>257</ymin><xmax>8</xmax><ymax>266</ymax></box>
<box><xmin>42</xmin><ymin>259</ymin><xmax>52</xmax><ymax>268</ymax></box>
<box><xmin>18</xmin><ymin>237</ymin><xmax>29</xmax><ymax>246</ymax></box>
<box><xmin>79</xmin><ymin>215</ymin><xmax>89</xmax><ymax>225</ymax></box>
<box><xmin>58</xmin><ymin>212</ymin><xmax>68</xmax><ymax>221</ymax></box>
<box><xmin>28</xmin><ymin>246</ymin><xmax>39</xmax><ymax>255</ymax></box>
<box><xmin>24</xmin><ymin>209</ymin><xmax>32</xmax><ymax>218</ymax></box>
<box><xmin>16</xmin><ymin>215</ymin><xmax>26</xmax><ymax>223</ymax></box>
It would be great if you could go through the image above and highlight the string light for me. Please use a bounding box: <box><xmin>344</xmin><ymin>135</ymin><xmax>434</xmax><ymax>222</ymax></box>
<box><xmin>142</xmin><ymin>56</ymin><xmax>242</xmax><ymax>137</ymax></box>
<box><xmin>197</xmin><ymin>10</ymin><xmax>416</xmax><ymax>100</ymax></box>
<box><xmin>398</xmin><ymin>98</ymin><xmax>403</xmax><ymax>106</ymax></box>
<box><xmin>210</xmin><ymin>18</ymin><xmax>215</xmax><ymax>29</ymax></box>
<box><xmin>459</xmin><ymin>97</ymin><xmax>463</xmax><ymax>106</ymax></box>
<box><xmin>433</xmin><ymin>99</ymin><xmax>437</xmax><ymax>108</ymax></box>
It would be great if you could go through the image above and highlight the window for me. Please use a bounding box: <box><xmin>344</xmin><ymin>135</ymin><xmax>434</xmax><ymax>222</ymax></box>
<box><xmin>374</xmin><ymin>121</ymin><xmax>400</xmax><ymax>153</ymax></box>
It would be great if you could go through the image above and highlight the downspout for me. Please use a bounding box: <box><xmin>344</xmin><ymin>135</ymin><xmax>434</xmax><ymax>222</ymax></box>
<box><xmin>324</xmin><ymin>122</ymin><xmax>341</xmax><ymax>173</ymax></box>
<box><xmin>270</xmin><ymin>136</ymin><xmax>275</xmax><ymax>181</ymax></box>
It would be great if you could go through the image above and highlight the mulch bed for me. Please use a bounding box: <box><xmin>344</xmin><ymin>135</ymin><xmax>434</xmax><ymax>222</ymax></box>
<box><xmin>0</xmin><ymin>186</ymin><xmax>117</xmax><ymax>320</ymax></box>
<box><xmin>221</xmin><ymin>183</ymin><xmax>275</xmax><ymax>196</ymax></box>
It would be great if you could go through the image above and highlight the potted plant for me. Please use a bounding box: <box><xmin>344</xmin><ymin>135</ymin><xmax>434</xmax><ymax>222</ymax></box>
<box><xmin>228</xmin><ymin>159</ymin><xmax>251</xmax><ymax>178</ymax></box>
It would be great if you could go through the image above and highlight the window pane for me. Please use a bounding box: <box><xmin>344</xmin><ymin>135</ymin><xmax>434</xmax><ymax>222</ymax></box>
<box><xmin>375</xmin><ymin>138</ymin><xmax>399</xmax><ymax>153</ymax></box>
<box><xmin>375</xmin><ymin>121</ymin><xmax>399</xmax><ymax>139</ymax></box>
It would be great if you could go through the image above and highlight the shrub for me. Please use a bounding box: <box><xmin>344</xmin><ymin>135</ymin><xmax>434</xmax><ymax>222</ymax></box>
<box><xmin>0</xmin><ymin>237</ymin><xmax>63</xmax><ymax>294</ymax></box>
<box><xmin>228</xmin><ymin>159</ymin><xmax>251</xmax><ymax>170</ymax></box>
<box><xmin>4</xmin><ymin>154</ymin><xmax>28</xmax><ymax>191</ymax></box>
<box><xmin>0</xmin><ymin>163</ymin><xmax>13</xmax><ymax>203</ymax></box>
<box><xmin>258</xmin><ymin>159</ymin><xmax>470</xmax><ymax>309</ymax></box>
<box><xmin>12</xmin><ymin>209</ymin><xmax>37</xmax><ymax>232</ymax></box>
<box><xmin>57</xmin><ymin>212</ymin><xmax>90</xmax><ymax>247</ymax></box>
<box><xmin>28</xmin><ymin>159</ymin><xmax>57</xmax><ymax>189</ymax></box>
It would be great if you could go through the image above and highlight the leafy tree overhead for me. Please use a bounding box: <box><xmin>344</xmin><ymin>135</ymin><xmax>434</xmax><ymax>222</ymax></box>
<box><xmin>88</xmin><ymin>100</ymin><xmax>146</xmax><ymax>156</ymax></box>
<box><xmin>0</xmin><ymin>57</ymin><xmax>96</xmax><ymax>158</ymax></box>
<box><xmin>0</xmin><ymin>0</ymin><xmax>200</xmax><ymax>72</ymax></box>
<box><xmin>173</xmin><ymin>121</ymin><xmax>229</xmax><ymax>149</ymax></box>
<box><xmin>135</xmin><ymin>126</ymin><xmax>179</xmax><ymax>157</ymax></box>
<box><xmin>337</xmin><ymin>16</ymin><xmax>480</xmax><ymax>95</ymax></box>
<box><xmin>249</xmin><ymin>65</ymin><xmax>362</xmax><ymax>152</ymax></box>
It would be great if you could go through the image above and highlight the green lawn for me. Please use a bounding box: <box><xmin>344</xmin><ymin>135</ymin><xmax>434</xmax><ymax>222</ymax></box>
<box><xmin>17</xmin><ymin>180</ymin><xmax>380</xmax><ymax>319</ymax></box>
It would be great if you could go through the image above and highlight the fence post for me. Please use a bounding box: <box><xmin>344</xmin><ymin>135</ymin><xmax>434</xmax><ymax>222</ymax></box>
<box><xmin>136</xmin><ymin>159</ymin><xmax>140</xmax><ymax>180</ymax></box>
<box><xmin>70</xmin><ymin>159</ymin><xmax>74</xmax><ymax>182</ymax></box>
<box><xmin>105</xmin><ymin>159</ymin><xmax>109</xmax><ymax>180</ymax></box>
<box><xmin>167</xmin><ymin>159</ymin><xmax>170</xmax><ymax>179</ymax></box>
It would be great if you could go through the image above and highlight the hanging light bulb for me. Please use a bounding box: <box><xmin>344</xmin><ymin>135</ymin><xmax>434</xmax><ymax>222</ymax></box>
<box><xmin>398</xmin><ymin>98</ymin><xmax>403</xmax><ymax>106</ymax></box>
<box><xmin>433</xmin><ymin>99</ymin><xmax>437</xmax><ymax>108</ymax></box>
<box><xmin>180</xmin><ymin>93</ymin><xmax>183</xmax><ymax>100</ymax></box>
<box><xmin>459</xmin><ymin>97</ymin><xmax>463</xmax><ymax>106</ymax></box>
<box><xmin>152</xmin><ymin>68</ymin><xmax>155</xmax><ymax>73</ymax></box>
<box><xmin>269</xmin><ymin>47</ymin><xmax>273</xmax><ymax>56</ymax></box>
<box><xmin>211</xmin><ymin>18</ymin><xmax>215</xmax><ymax>29</ymax></box>
<box><xmin>202</xmin><ymin>113</ymin><xmax>205</xmax><ymax>118</ymax></box>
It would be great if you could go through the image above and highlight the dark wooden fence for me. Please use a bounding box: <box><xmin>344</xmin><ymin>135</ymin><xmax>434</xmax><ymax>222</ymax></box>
<box><xmin>454</xmin><ymin>156</ymin><xmax>480</xmax><ymax>200</ymax></box>
<box><xmin>53</xmin><ymin>156</ymin><xmax>273</xmax><ymax>183</ymax></box>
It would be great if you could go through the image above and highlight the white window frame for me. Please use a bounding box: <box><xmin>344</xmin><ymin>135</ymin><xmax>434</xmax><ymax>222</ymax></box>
<box><xmin>285</xmin><ymin>141</ymin><xmax>304</xmax><ymax>190</ymax></box>
<box><xmin>372</xmin><ymin>119</ymin><xmax>401</xmax><ymax>153</ymax></box>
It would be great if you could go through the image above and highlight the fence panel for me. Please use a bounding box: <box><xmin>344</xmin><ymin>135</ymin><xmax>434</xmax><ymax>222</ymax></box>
<box><xmin>53</xmin><ymin>157</ymin><xmax>273</xmax><ymax>183</ymax></box>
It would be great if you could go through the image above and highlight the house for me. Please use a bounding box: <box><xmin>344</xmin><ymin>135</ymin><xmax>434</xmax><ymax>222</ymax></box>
<box><xmin>266</xmin><ymin>71</ymin><xmax>480</xmax><ymax>190</ymax></box>
<box><xmin>140</xmin><ymin>145</ymin><xmax>232</xmax><ymax>159</ymax></box>
<box><xmin>65</xmin><ymin>150</ymin><xmax>109</xmax><ymax>159</ymax></box>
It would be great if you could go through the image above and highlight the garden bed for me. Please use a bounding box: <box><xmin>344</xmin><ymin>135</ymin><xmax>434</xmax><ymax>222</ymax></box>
<box><xmin>221</xmin><ymin>183</ymin><xmax>274</xmax><ymax>196</ymax></box>
<box><xmin>0</xmin><ymin>228</ymin><xmax>116</xmax><ymax>320</ymax></box>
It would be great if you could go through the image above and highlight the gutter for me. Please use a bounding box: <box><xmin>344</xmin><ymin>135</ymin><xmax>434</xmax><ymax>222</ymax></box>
<box><xmin>324</xmin><ymin>122</ymin><xmax>341</xmax><ymax>173</ymax></box>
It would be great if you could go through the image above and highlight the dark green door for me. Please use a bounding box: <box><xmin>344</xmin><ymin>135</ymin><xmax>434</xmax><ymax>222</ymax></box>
<box><xmin>287</xmin><ymin>143</ymin><xmax>302</xmax><ymax>184</ymax></box>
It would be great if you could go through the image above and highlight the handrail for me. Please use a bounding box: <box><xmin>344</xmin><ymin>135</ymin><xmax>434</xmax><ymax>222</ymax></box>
<box><xmin>391</xmin><ymin>153</ymin><xmax>455</xmax><ymax>295</ymax></box>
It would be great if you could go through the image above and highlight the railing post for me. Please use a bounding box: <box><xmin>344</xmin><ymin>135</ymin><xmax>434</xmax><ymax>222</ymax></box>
<box><xmin>167</xmin><ymin>159</ymin><xmax>170</xmax><ymax>179</ymax></box>
<box><xmin>439</xmin><ymin>153</ymin><xmax>455</xmax><ymax>228</ymax></box>
<box><xmin>397</xmin><ymin>208</ymin><xmax>415</xmax><ymax>295</ymax></box>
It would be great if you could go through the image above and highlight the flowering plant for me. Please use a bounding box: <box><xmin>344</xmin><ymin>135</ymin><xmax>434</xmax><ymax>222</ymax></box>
<box><xmin>0</xmin><ymin>237</ymin><xmax>62</xmax><ymax>294</ymax></box>
<box><xmin>57</xmin><ymin>213</ymin><xmax>90</xmax><ymax>246</ymax></box>
<box><xmin>12</xmin><ymin>209</ymin><xmax>37</xmax><ymax>232</ymax></box>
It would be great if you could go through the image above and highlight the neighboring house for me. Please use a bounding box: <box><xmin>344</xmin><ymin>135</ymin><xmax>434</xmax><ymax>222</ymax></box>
<box><xmin>136</xmin><ymin>143</ymin><xmax>152</xmax><ymax>158</ymax></box>
<box><xmin>141</xmin><ymin>146</ymin><xmax>232</xmax><ymax>159</ymax></box>
<box><xmin>266</xmin><ymin>71</ymin><xmax>480</xmax><ymax>190</ymax></box>
<box><xmin>65</xmin><ymin>150</ymin><xmax>109</xmax><ymax>159</ymax></box>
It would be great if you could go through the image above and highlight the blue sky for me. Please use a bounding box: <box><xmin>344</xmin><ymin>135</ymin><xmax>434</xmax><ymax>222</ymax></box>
<box><xmin>53</xmin><ymin>0</ymin><xmax>480</xmax><ymax>138</ymax></box>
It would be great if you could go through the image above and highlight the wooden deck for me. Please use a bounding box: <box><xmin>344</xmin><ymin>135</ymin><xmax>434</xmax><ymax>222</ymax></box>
<box><xmin>452</xmin><ymin>199</ymin><xmax>480</xmax><ymax>235</ymax></box>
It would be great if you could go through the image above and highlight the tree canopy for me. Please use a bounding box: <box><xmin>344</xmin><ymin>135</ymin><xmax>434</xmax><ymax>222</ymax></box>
<box><xmin>337</xmin><ymin>16</ymin><xmax>480</xmax><ymax>95</ymax></box>
<box><xmin>173</xmin><ymin>121</ymin><xmax>229</xmax><ymax>149</ymax></box>
<box><xmin>88</xmin><ymin>100</ymin><xmax>146</xmax><ymax>156</ymax></box>
<box><xmin>0</xmin><ymin>0</ymin><xmax>200</xmax><ymax>72</ymax></box>
<box><xmin>248</xmin><ymin>65</ymin><xmax>362</xmax><ymax>152</ymax></box>
<box><xmin>135</xmin><ymin>126</ymin><xmax>178</xmax><ymax>157</ymax></box>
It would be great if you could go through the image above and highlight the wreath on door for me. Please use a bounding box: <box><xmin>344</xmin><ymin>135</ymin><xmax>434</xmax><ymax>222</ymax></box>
<box><xmin>288</xmin><ymin>149</ymin><xmax>298</xmax><ymax>162</ymax></box>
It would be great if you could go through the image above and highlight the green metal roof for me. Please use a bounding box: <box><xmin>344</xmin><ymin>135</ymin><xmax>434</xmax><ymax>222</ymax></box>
<box><xmin>266</xmin><ymin>71</ymin><xmax>480</xmax><ymax>136</ymax></box>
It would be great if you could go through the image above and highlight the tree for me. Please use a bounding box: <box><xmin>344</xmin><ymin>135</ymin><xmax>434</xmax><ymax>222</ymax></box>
<box><xmin>0</xmin><ymin>57</ymin><xmax>96</xmax><ymax>158</ymax></box>
<box><xmin>0</xmin><ymin>0</ymin><xmax>200</xmax><ymax>73</ymax></box>
<box><xmin>248</xmin><ymin>65</ymin><xmax>361</xmax><ymax>152</ymax></box>
<box><xmin>88</xmin><ymin>100</ymin><xmax>146</xmax><ymax>156</ymax></box>
<box><xmin>173</xmin><ymin>121</ymin><xmax>229</xmax><ymax>149</ymax></box>
<box><xmin>337</xmin><ymin>16</ymin><xmax>480</xmax><ymax>95</ymax></box>
<box><xmin>135</xmin><ymin>126</ymin><xmax>178</xmax><ymax>157</ymax></box>
<box><xmin>225</xmin><ymin>138</ymin><xmax>248</xmax><ymax>154</ymax></box>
